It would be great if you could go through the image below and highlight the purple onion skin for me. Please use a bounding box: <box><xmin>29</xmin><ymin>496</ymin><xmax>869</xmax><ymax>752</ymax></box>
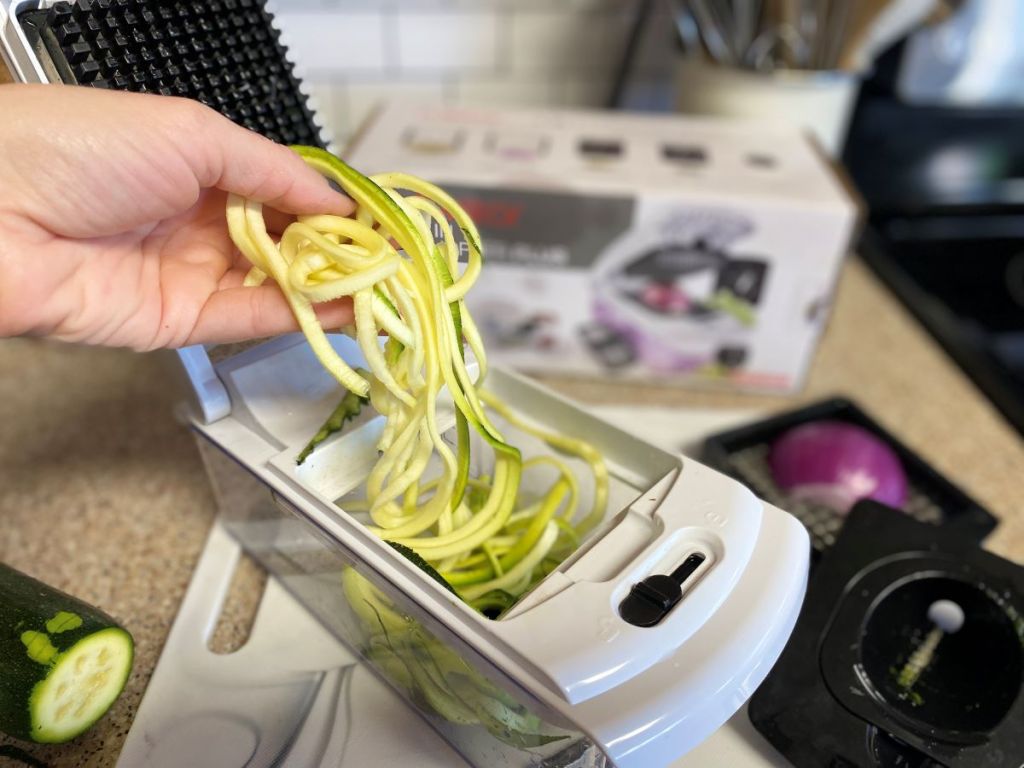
<box><xmin>768</xmin><ymin>420</ymin><xmax>908</xmax><ymax>514</ymax></box>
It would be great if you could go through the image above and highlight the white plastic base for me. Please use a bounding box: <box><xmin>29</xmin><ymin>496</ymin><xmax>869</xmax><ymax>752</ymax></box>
<box><xmin>120</xmin><ymin>405</ymin><xmax>792</xmax><ymax>768</ymax></box>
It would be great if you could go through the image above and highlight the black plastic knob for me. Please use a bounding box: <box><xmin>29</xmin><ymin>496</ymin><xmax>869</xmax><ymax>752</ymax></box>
<box><xmin>619</xmin><ymin>575</ymin><xmax>682</xmax><ymax>628</ymax></box>
<box><xmin>619</xmin><ymin>553</ymin><xmax>706</xmax><ymax>628</ymax></box>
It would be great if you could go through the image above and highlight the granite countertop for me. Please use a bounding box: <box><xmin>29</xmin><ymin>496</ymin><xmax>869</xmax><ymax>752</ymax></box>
<box><xmin>3</xmin><ymin>56</ymin><xmax>1024</xmax><ymax>768</ymax></box>
<box><xmin>2</xmin><ymin>257</ymin><xmax>1023</xmax><ymax>767</ymax></box>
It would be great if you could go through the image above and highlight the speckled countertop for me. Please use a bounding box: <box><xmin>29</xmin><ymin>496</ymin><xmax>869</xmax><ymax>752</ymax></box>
<box><xmin>2</xmin><ymin>257</ymin><xmax>1022</xmax><ymax>767</ymax></box>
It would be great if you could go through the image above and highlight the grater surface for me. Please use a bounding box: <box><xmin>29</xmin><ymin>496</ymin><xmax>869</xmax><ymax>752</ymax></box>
<box><xmin>17</xmin><ymin>0</ymin><xmax>322</xmax><ymax>146</ymax></box>
<box><xmin>703</xmin><ymin>396</ymin><xmax>997</xmax><ymax>559</ymax></box>
<box><xmin>729</xmin><ymin>443</ymin><xmax>943</xmax><ymax>554</ymax></box>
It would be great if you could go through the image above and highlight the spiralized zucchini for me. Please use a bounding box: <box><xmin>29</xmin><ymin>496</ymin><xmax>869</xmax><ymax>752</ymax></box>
<box><xmin>226</xmin><ymin>146</ymin><xmax>607</xmax><ymax>615</ymax></box>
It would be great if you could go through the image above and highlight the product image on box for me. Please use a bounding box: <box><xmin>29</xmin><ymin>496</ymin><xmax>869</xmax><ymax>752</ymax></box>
<box><xmin>583</xmin><ymin>209</ymin><xmax>768</xmax><ymax>374</ymax></box>
<box><xmin>475</xmin><ymin>300</ymin><xmax>561</xmax><ymax>353</ymax></box>
<box><xmin>486</xmin><ymin>130</ymin><xmax>550</xmax><ymax>162</ymax></box>
<box><xmin>403</xmin><ymin>124</ymin><xmax>465</xmax><ymax>156</ymax></box>
<box><xmin>578</xmin><ymin>137</ymin><xmax>625</xmax><ymax>162</ymax></box>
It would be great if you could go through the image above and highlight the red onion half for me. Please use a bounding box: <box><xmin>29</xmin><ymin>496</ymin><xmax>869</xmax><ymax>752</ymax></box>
<box><xmin>769</xmin><ymin>420</ymin><xmax>908</xmax><ymax>514</ymax></box>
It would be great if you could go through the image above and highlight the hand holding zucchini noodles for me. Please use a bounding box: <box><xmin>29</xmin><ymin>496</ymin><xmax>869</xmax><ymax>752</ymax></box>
<box><xmin>226</xmin><ymin>146</ymin><xmax>608</xmax><ymax>616</ymax></box>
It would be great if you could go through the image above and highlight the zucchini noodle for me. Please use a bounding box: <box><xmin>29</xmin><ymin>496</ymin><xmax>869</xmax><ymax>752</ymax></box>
<box><xmin>226</xmin><ymin>146</ymin><xmax>608</xmax><ymax>615</ymax></box>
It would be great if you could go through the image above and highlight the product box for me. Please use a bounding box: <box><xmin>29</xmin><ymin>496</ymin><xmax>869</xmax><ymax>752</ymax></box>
<box><xmin>345</xmin><ymin>102</ymin><xmax>860</xmax><ymax>393</ymax></box>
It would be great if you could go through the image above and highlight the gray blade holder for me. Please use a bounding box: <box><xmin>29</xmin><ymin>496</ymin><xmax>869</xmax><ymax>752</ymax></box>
<box><xmin>126</xmin><ymin>325</ymin><xmax>799</xmax><ymax>767</ymax></box>
<box><xmin>147</xmin><ymin>333</ymin><xmax>811</xmax><ymax>767</ymax></box>
<box><xmin>118</xmin><ymin>520</ymin><xmax>463</xmax><ymax>768</ymax></box>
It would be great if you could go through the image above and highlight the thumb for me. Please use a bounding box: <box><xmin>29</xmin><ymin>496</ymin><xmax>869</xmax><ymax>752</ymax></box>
<box><xmin>186</xmin><ymin>102</ymin><xmax>354</xmax><ymax>216</ymax></box>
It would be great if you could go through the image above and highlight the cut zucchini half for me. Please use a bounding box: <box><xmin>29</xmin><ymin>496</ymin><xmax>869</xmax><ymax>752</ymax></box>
<box><xmin>28</xmin><ymin>627</ymin><xmax>133</xmax><ymax>744</ymax></box>
<box><xmin>0</xmin><ymin>563</ymin><xmax>134</xmax><ymax>744</ymax></box>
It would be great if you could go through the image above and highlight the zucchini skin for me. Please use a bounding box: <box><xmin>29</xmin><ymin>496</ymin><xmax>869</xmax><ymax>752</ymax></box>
<box><xmin>0</xmin><ymin>563</ymin><xmax>131</xmax><ymax>742</ymax></box>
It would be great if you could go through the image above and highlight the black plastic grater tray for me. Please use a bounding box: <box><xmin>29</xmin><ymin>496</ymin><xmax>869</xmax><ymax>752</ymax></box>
<box><xmin>17</xmin><ymin>0</ymin><xmax>323</xmax><ymax>147</ymax></box>
<box><xmin>748</xmin><ymin>500</ymin><xmax>1024</xmax><ymax>768</ymax></box>
<box><xmin>701</xmin><ymin>396</ymin><xmax>998</xmax><ymax>561</ymax></box>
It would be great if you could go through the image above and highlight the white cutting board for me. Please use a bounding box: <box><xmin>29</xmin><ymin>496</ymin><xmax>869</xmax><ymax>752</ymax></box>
<box><xmin>120</xmin><ymin>405</ymin><xmax>790</xmax><ymax>768</ymax></box>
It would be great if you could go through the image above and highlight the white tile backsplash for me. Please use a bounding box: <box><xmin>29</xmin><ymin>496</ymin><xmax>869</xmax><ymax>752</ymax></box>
<box><xmin>456</xmin><ymin>76</ymin><xmax>559</xmax><ymax>108</ymax></box>
<box><xmin>273</xmin><ymin>0</ymin><xmax>670</xmax><ymax>145</ymax></box>
<box><xmin>275</xmin><ymin>12</ymin><xmax>387</xmax><ymax>73</ymax></box>
<box><xmin>396</xmin><ymin>11</ymin><xmax>501</xmax><ymax>72</ymax></box>
<box><xmin>559</xmin><ymin>75</ymin><xmax>613</xmax><ymax>108</ymax></box>
<box><xmin>508</xmin><ymin>7</ymin><xmax>632</xmax><ymax>76</ymax></box>
<box><xmin>276</xmin><ymin>0</ymin><xmax>624</xmax><ymax>8</ymax></box>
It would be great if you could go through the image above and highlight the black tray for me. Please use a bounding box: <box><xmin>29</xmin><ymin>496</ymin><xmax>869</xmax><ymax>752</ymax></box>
<box><xmin>701</xmin><ymin>396</ymin><xmax>998</xmax><ymax>559</ymax></box>
<box><xmin>748</xmin><ymin>501</ymin><xmax>1024</xmax><ymax>768</ymax></box>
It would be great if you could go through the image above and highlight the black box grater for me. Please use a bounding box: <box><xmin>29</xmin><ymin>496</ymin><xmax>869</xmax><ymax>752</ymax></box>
<box><xmin>14</xmin><ymin>0</ymin><xmax>323</xmax><ymax>147</ymax></box>
<box><xmin>701</xmin><ymin>396</ymin><xmax>998</xmax><ymax>561</ymax></box>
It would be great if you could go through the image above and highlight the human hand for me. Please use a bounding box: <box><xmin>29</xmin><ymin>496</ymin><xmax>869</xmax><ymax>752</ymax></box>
<box><xmin>0</xmin><ymin>84</ymin><xmax>355</xmax><ymax>350</ymax></box>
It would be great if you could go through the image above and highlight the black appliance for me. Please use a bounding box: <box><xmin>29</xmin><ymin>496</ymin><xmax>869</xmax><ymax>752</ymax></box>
<box><xmin>843</xmin><ymin>47</ymin><xmax>1024</xmax><ymax>437</ymax></box>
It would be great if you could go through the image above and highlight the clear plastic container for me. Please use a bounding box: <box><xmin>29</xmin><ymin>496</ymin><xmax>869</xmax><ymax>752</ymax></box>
<box><xmin>182</xmin><ymin>333</ymin><xmax>808</xmax><ymax>768</ymax></box>
<box><xmin>197</xmin><ymin>436</ymin><xmax>613</xmax><ymax>768</ymax></box>
<box><xmin>188</xmin><ymin>334</ymin><xmax>677</xmax><ymax>767</ymax></box>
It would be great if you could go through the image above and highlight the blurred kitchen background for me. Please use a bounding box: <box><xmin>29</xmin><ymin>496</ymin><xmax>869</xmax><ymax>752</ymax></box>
<box><xmin>271</xmin><ymin>0</ymin><xmax>1024</xmax><ymax>434</ymax></box>
<box><xmin>3</xmin><ymin>2</ymin><xmax>1024</xmax><ymax>765</ymax></box>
